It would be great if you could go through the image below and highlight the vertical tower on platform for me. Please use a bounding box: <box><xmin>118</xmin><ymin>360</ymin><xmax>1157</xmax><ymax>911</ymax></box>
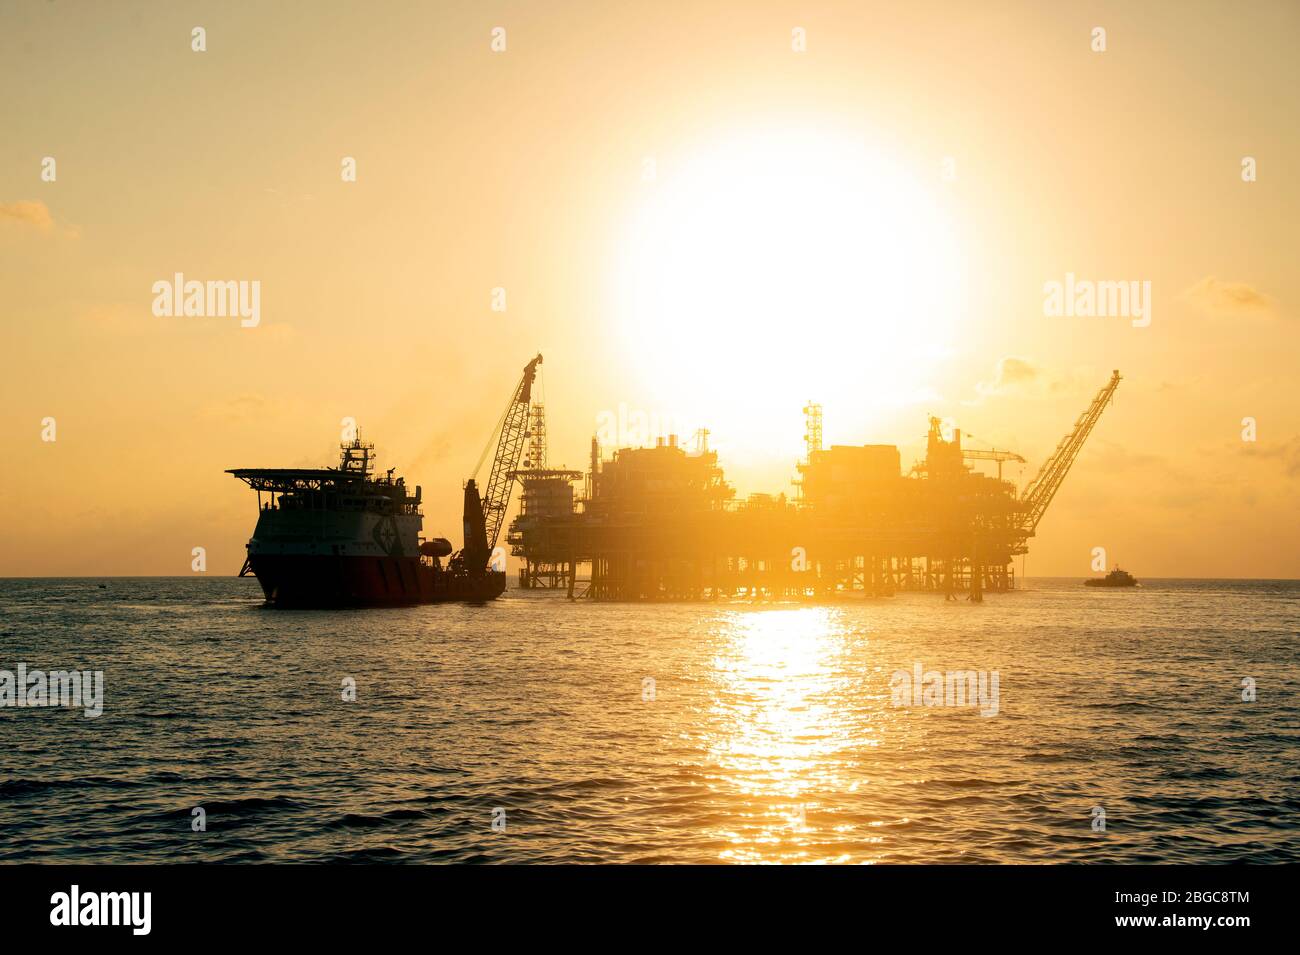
<box><xmin>507</xmin><ymin>403</ymin><xmax>583</xmax><ymax>589</ymax></box>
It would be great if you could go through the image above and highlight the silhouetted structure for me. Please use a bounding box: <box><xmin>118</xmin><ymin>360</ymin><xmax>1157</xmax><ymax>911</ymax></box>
<box><xmin>507</xmin><ymin>403</ymin><xmax>583</xmax><ymax>588</ymax></box>
<box><xmin>227</xmin><ymin>435</ymin><xmax>506</xmax><ymax>606</ymax></box>
<box><xmin>507</xmin><ymin>371</ymin><xmax>1122</xmax><ymax>601</ymax></box>
<box><xmin>225</xmin><ymin>355</ymin><xmax>549</xmax><ymax>607</ymax></box>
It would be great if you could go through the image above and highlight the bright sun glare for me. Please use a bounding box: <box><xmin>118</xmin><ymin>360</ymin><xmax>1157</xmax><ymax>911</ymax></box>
<box><xmin>615</xmin><ymin>128</ymin><xmax>965</xmax><ymax>455</ymax></box>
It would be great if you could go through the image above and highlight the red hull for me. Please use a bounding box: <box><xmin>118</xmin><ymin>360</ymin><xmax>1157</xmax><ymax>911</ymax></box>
<box><xmin>248</xmin><ymin>555</ymin><xmax>505</xmax><ymax>607</ymax></box>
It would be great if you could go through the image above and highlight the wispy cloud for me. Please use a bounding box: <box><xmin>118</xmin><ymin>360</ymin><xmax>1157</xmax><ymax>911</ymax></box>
<box><xmin>0</xmin><ymin>199</ymin><xmax>80</xmax><ymax>238</ymax></box>
<box><xmin>965</xmin><ymin>358</ymin><xmax>1105</xmax><ymax>407</ymax></box>
<box><xmin>1182</xmin><ymin>277</ymin><xmax>1277</xmax><ymax>318</ymax></box>
<box><xmin>974</xmin><ymin>357</ymin><xmax>1040</xmax><ymax>399</ymax></box>
<box><xmin>0</xmin><ymin>199</ymin><xmax>54</xmax><ymax>231</ymax></box>
<box><xmin>200</xmin><ymin>393</ymin><xmax>269</xmax><ymax>424</ymax></box>
<box><xmin>1242</xmin><ymin>433</ymin><xmax>1300</xmax><ymax>478</ymax></box>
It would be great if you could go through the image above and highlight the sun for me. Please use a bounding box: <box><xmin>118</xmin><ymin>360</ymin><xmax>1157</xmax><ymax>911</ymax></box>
<box><xmin>612</xmin><ymin>126</ymin><xmax>966</xmax><ymax>459</ymax></box>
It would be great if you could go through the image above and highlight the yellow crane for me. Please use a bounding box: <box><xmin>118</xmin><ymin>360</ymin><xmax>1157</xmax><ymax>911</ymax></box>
<box><xmin>961</xmin><ymin>446</ymin><xmax>1026</xmax><ymax>481</ymax></box>
<box><xmin>1018</xmin><ymin>370</ymin><xmax>1121</xmax><ymax>535</ymax></box>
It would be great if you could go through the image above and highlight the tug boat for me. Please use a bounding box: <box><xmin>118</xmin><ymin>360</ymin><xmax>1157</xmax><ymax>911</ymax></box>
<box><xmin>1084</xmin><ymin>566</ymin><xmax>1138</xmax><ymax>588</ymax></box>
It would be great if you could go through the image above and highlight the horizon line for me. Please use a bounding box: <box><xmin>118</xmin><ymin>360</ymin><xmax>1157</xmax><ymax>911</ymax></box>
<box><xmin>2</xmin><ymin>575</ymin><xmax>1298</xmax><ymax>583</ymax></box>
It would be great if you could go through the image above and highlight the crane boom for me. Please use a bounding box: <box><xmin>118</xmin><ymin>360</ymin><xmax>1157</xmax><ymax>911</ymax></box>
<box><xmin>478</xmin><ymin>354</ymin><xmax>543</xmax><ymax>560</ymax></box>
<box><xmin>1019</xmin><ymin>370</ymin><xmax>1121</xmax><ymax>534</ymax></box>
<box><xmin>962</xmin><ymin>447</ymin><xmax>1026</xmax><ymax>481</ymax></box>
<box><xmin>962</xmin><ymin>449</ymin><xmax>1026</xmax><ymax>463</ymax></box>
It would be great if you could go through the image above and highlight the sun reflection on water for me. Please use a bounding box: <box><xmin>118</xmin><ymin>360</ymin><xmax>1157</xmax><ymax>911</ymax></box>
<box><xmin>705</xmin><ymin>606</ymin><xmax>874</xmax><ymax>863</ymax></box>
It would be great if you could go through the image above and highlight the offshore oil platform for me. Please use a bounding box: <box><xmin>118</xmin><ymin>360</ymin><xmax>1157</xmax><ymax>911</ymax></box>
<box><xmin>506</xmin><ymin>370</ymin><xmax>1122</xmax><ymax>602</ymax></box>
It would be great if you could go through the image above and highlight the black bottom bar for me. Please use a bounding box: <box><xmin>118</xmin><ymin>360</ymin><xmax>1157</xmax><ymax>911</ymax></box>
<box><xmin>1</xmin><ymin>864</ymin><xmax>1286</xmax><ymax>941</ymax></box>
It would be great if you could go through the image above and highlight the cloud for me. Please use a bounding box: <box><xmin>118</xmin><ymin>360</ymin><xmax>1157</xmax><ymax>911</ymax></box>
<box><xmin>1182</xmin><ymin>277</ymin><xmax>1276</xmax><ymax>318</ymax></box>
<box><xmin>1242</xmin><ymin>433</ymin><xmax>1300</xmax><ymax>478</ymax></box>
<box><xmin>0</xmin><ymin>200</ymin><xmax>54</xmax><ymax>231</ymax></box>
<box><xmin>1074</xmin><ymin>441</ymin><xmax>1215</xmax><ymax>510</ymax></box>
<box><xmin>976</xmin><ymin>357</ymin><xmax>1040</xmax><ymax>397</ymax></box>
<box><xmin>199</xmin><ymin>393</ymin><xmax>269</xmax><ymax>424</ymax></box>
<box><xmin>966</xmin><ymin>360</ymin><xmax>1112</xmax><ymax>408</ymax></box>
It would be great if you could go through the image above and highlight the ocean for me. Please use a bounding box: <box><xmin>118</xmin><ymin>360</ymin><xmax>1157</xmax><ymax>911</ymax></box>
<box><xmin>1</xmin><ymin>577</ymin><xmax>1296</xmax><ymax>864</ymax></box>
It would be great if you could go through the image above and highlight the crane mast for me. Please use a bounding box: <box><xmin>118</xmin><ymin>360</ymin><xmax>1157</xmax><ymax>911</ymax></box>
<box><xmin>478</xmin><ymin>354</ymin><xmax>543</xmax><ymax>560</ymax></box>
<box><xmin>1018</xmin><ymin>370</ymin><xmax>1121</xmax><ymax>534</ymax></box>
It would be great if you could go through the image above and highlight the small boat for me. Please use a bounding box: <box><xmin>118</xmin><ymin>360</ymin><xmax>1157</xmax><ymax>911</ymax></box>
<box><xmin>1085</xmin><ymin>566</ymin><xmax>1138</xmax><ymax>587</ymax></box>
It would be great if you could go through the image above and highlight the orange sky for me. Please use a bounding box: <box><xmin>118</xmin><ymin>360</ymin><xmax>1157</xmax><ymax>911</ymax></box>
<box><xmin>3</xmin><ymin>0</ymin><xmax>1298</xmax><ymax>577</ymax></box>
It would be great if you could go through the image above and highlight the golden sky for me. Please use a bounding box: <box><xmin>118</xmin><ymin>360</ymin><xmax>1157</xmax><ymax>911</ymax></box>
<box><xmin>3</xmin><ymin>0</ymin><xmax>1297</xmax><ymax>577</ymax></box>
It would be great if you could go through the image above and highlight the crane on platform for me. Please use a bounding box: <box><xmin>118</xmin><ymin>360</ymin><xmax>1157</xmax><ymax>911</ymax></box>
<box><xmin>961</xmin><ymin>447</ymin><xmax>1026</xmax><ymax>481</ymax></box>
<box><xmin>463</xmin><ymin>354</ymin><xmax>543</xmax><ymax>570</ymax></box>
<box><xmin>1018</xmin><ymin>370</ymin><xmax>1121</xmax><ymax>534</ymax></box>
<box><xmin>686</xmin><ymin>428</ymin><xmax>711</xmax><ymax>455</ymax></box>
<box><xmin>909</xmin><ymin>417</ymin><xmax>1026</xmax><ymax>480</ymax></box>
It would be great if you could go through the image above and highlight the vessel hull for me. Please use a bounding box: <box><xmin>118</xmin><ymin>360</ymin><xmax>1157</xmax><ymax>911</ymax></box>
<box><xmin>247</xmin><ymin>554</ymin><xmax>505</xmax><ymax>607</ymax></box>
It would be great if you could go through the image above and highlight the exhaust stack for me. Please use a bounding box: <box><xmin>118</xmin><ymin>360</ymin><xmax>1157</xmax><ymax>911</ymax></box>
<box><xmin>462</xmin><ymin>479</ymin><xmax>491</xmax><ymax>573</ymax></box>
